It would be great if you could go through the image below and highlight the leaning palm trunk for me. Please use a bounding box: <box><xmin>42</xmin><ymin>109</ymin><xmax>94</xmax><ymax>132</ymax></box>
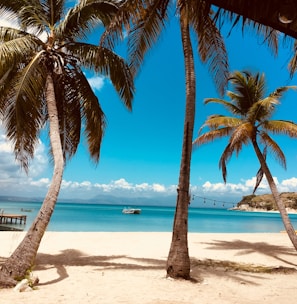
<box><xmin>166</xmin><ymin>13</ymin><xmax>195</xmax><ymax>280</ymax></box>
<box><xmin>0</xmin><ymin>75</ymin><xmax>65</xmax><ymax>281</ymax></box>
<box><xmin>252</xmin><ymin>139</ymin><xmax>297</xmax><ymax>250</ymax></box>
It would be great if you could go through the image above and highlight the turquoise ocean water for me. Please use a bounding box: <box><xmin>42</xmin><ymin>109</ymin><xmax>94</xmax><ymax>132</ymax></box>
<box><xmin>1</xmin><ymin>200</ymin><xmax>297</xmax><ymax>233</ymax></box>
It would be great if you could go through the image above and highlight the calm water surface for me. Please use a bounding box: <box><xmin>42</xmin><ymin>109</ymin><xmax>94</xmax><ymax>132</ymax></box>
<box><xmin>1</xmin><ymin>200</ymin><xmax>297</xmax><ymax>233</ymax></box>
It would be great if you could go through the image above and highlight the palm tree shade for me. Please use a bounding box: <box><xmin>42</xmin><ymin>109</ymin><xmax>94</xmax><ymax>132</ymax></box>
<box><xmin>193</xmin><ymin>70</ymin><xmax>297</xmax><ymax>250</ymax></box>
<box><xmin>0</xmin><ymin>0</ymin><xmax>134</xmax><ymax>286</ymax></box>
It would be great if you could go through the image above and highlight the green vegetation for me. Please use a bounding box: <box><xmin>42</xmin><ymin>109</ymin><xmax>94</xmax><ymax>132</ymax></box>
<box><xmin>193</xmin><ymin>70</ymin><xmax>297</xmax><ymax>250</ymax></box>
<box><xmin>237</xmin><ymin>193</ymin><xmax>297</xmax><ymax>211</ymax></box>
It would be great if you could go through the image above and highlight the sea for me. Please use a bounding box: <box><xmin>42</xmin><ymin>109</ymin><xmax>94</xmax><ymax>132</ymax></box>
<box><xmin>1</xmin><ymin>200</ymin><xmax>297</xmax><ymax>233</ymax></box>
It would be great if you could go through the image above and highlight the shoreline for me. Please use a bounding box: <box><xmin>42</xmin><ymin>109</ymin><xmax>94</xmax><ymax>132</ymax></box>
<box><xmin>229</xmin><ymin>207</ymin><xmax>297</xmax><ymax>214</ymax></box>
<box><xmin>1</xmin><ymin>231</ymin><xmax>297</xmax><ymax>303</ymax></box>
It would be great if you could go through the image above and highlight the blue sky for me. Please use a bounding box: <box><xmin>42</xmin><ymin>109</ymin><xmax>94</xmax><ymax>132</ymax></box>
<box><xmin>1</xmin><ymin>5</ymin><xmax>297</xmax><ymax>206</ymax></box>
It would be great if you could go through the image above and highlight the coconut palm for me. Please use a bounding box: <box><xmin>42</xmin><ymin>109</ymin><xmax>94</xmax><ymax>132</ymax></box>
<box><xmin>193</xmin><ymin>70</ymin><xmax>297</xmax><ymax>250</ymax></box>
<box><xmin>101</xmin><ymin>0</ymin><xmax>229</xmax><ymax>279</ymax></box>
<box><xmin>0</xmin><ymin>0</ymin><xmax>134</xmax><ymax>285</ymax></box>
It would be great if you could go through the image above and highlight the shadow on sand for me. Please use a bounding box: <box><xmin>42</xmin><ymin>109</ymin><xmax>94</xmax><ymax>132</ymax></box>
<box><xmin>1</xmin><ymin>239</ymin><xmax>296</xmax><ymax>287</ymax></box>
<box><xmin>200</xmin><ymin>239</ymin><xmax>297</xmax><ymax>267</ymax></box>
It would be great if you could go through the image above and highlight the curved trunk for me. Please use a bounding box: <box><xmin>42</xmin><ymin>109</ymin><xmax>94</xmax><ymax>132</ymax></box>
<box><xmin>166</xmin><ymin>11</ymin><xmax>195</xmax><ymax>280</ymax></box>
<box><xmin>0</xmin><ymin>74</ymin><xmax>65</xmax><ymax>281</ymax></box>
<box><xmin>252</xmin><ymin>139</ymin><xmax>297</xmax><ymax>250</ymax></box>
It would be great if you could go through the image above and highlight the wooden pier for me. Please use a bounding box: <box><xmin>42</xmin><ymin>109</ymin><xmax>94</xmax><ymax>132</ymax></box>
<box><xmin>0</xmin><ymin>214</ymin><xmax>27</xmax><ymax>225</ymax></box>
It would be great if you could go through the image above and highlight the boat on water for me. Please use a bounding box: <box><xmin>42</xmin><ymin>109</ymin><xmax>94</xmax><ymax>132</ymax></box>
<box><xmin>122</xmin><ymin>208</ymin><xmax>141</xmax><ymax>214</ymax></box>
<box><xmin>21</xmin><ymin>208</ymin><xmax>32</xmax><ymax>212</ymax></box>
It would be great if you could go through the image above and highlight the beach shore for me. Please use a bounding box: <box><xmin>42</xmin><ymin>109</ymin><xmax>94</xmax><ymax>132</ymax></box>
<box><xmin>0</xmin><ymin>232</ymin><xmax>297</xmax><ymax>304</ymax></box>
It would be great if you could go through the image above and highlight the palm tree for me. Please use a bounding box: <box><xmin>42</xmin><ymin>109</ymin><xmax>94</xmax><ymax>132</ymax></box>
<box><xmin>101</xmin><ymin>0</ymin><xmax>229</xmax><ymax>279</ymax></box>
<box><xmin>193</xmin><ymin>70</ymin><xmax>297</xmax><ymax>250</ymax></box>
<box><xmin>0</xmin><ymin>0</ymin><xmax>134</xmax><ymax>285</ymax></box>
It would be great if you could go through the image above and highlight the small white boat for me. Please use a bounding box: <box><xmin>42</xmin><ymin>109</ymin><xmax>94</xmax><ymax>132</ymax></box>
<box><xmin>122</xmin><ymin>208</ymin><xmax>141</xmax><ymax>214</ymax></box>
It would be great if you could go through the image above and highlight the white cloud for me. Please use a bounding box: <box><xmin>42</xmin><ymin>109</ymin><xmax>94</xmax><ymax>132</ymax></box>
<box><xmin>0</xmin><ymin>9</ymin><xmax>48</xmax><ymax>42</ymax></box>
<box><xmin>0</xmin><ymin>128</ymin><xmax>49</xmax><ymax>194</ymax></box>
<box><xmin>0</xmin><ymin>9</ymin><xmax>19</xmax><ymax>28</ymax></box>
<box><xmin>1</xmin><ymin>124</ymin><xmax>297</xmax><ymax>201</ymax></box>
<box><xmin>30</xmin><ymin>178</ymin><xmax>51</xmax><ymax>187</ymax></box>
<box><xmin>152</xmin><ymin>183</ymin><xmax>166</xmax><ymax>192</ymax></box>
<box><xmin>87</xmin><ymin>75</ymin><xmax>105</xmax><ymax>92</ymax></box>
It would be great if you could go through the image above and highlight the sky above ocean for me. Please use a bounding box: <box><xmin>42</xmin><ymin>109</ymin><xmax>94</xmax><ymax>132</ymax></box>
<box><xmin>0</xmin><ymin>3</ymin><xmax>297</xmax><ymax>204</ymax></box>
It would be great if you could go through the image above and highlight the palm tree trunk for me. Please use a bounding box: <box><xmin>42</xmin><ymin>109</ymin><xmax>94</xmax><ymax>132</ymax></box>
<box><xmin>0</xmin><ymin>74</ymin><xmax>65</xmax><ymax>281</ymax></box>
<box><xmin>252</xmin><ymin>139</ymin><xmax>297</xmax><ymax>250</ymax></box>
<box><xmin>166</xmin><ymin>9</ymin><xmax>195</xmax><ymax>280</ymax></box>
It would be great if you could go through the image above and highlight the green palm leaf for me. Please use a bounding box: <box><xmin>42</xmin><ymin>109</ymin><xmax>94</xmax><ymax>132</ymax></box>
<box><xmin>57</xmin><ymin>0</ymin><xmax>118</xmax><ymax>41</ymax></box>
<box><xmin>259</xmin><ymin>131</ymin><xmax>286</xmax><ymax>169</ymax></box>
<box><xmin>127</xmin><ymin>0</ymin><xmax>170</xmax><ymax>76</ymax></box>
<box><xmin>219</xmin><ymin>143</ymin><xmax>233</xmax><ymax>182</ymax></box>
<box><xmin>204</xmin><ymin>97</ymin><xmax>242</xmax><ymax>115</ymax></box>
<box><xmin>253</xmin><ymin>146</ymin><xmax>267</xmax><ymax>194</ymax></box>
<box><xmin>200</xmin><ymin>115</ymin><xmax>240</xmax><ymax>130</ymax></box>
<box><xmin>0</xmin><ymin>35</ymin><xmax>42</xmax><ymax>76</ymax></box>
<box><xmin>73</xmin><ymin>68</ymin><xmax>106</xmax><ymax>162</ymax></box>
<box><xmin>194</xmin><ymin>70</ymin><xmax>297</xmax><ymax>187</ymax></box>
<box><xmin>68</xmin><ymin>42</ymin><xmax>134</xmax><ymax>108</ymax></box>
<box><xmin>193</xmin><ymin>127</ymin><xmax>233</xmax><ymax>147</ymax></box>
<box><xmin>214</xmin><ymin>7</ymin><xmax>279</xmax><ymax>56</ymax></box>
<box><xmin>190</xmin><ymin>2</ymin><xmax>229</xmax><ymax>95</ymax></box>
<box><xmin>3</xmin><ymin>55</ymin><xmax>47</xmax><ymax>172</ymax></box>
<box><xmin>52</xmin><ymin>68</ymin><xmax>82</xmax><ymax>161</ymax></box>
<box><xmin>262</xmin><ymin>120</ymin><xmax>297</xmax><ymax>138</ymax></box>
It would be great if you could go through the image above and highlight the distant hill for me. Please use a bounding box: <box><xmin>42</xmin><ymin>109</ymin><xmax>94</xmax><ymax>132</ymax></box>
<box><xmin>0</xmin><ymin>194</ymin><xmax>178</xmax><ymax>207</ymax></box>
<box><xmin>232</xmin><ymin>192</ymin><xmax>297</xmax><ymax>213</ymax></box>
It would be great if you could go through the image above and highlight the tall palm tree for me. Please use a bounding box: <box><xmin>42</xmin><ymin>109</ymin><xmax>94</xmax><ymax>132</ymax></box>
<box><xmin>0</xmin><ymin>0</ymin><xmax>134</xmax><ymax>285</ymax></box>
<box><xmin>193</xmin><ymin>70</ymin><xmax>297</xmax><ymax>250</ymax></box>
<box><xmin>101</xmin><ymin>0</ymin><xmax>229</xmax><ymax>279</ymax></box>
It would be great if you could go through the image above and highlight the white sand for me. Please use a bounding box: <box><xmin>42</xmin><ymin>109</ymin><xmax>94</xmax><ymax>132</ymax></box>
<box><xmin>0</xmin><ymin>232</ymin><xmax>297</xmax><ymax>304</ymax></box>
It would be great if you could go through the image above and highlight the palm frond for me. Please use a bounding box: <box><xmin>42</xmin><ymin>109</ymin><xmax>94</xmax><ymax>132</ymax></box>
<box><xmin>259</xmin><ymin>131</ymin><xmax>286</xmax><ymax>169</ymax></box>
<box><xmin>253</xmin><ymin>146</ymin><xmax>266</xmax><ymax>194</ymax></box>
<box><xmin>72</xmin><ymin>67</ymin><xmax>106</xmax><ymax>163</ymax></box>
<box><xmin>193</xmin><ymin>127</ymin><xmax>233</xmax><ymax>147</ymax></box>
<box><xmin>228</xmin><ymin>71</ymin><xmax>266</xmax><ymax>113</ymax></box>
<box><xmin>268</xmin><ymin>85</ymin><xmax>297</xmax><ymax>99</ymax></box>
<box><xmin>228</xmin><ymin>123</ymin><xmax>252</xmax><ymax>155</ymax></box>
<box><xmin>262</xmin><ymin>120</ymin><xmax>297</xmax><ymax>138</ymax></box>
<box><xmin>57</xmin><ymin>0</ymin><xmax>119</xmax><ymax>41</ymax></box>
<box><xmin>68</xmin><ymin>43</ymin><xmax>134</xmax><ymax>108</ymax></box>
<box><xmin>0</xmin><ymin>34</ymin><xmax>43</xmax><ymax>77</ymax></box>
<box><xmin>127</xmin><ymin>0</ymin><xmax>171</xmax><ymax>76</ymax></box>
<box><xmin>52</xmin><ymin>67</ymin><xmax>82</xmax><ymax>161</ymax></box>
<box><xmin>3</xmin><ymin>54</ymin><xmax>47</xmax><ymax>172</ymax></box>
<box><xmin>100</xmin><ymin>0</ymin><xmax>147</xmax><ymax>50</ymax></box>
<box><xmin>204</xmin><ymin>97</ymin><xmax>242</xmax><ymax>115</ymax></box>
<box><xmin>0</xmin><ymin>26</ymin><xmax>30</xmax><ymax>42</ymax></box>
<box><xmin>0</xmin><ymin>0</ymin><xmax>39</xmax><ymax>13</ymax></box>
<box><xmin>44</xmin><ymin>0</ymin><xmax>65</xmax><ymax>26</ymax></box>
<box><xmin>246</xmin><ymin>84</ymin><xmax>295</xmax><ymax>123</ymax></box>
<box><xmin>247</xmin><ymin>98</ymin><xmax>274</xmax><ymax>123</ymax></box>
<box><xmin>190</xmin><ymin>2</ymin><xmax>229</xmax><ymax>96</ymax></box>
<box><xmin>213</xmin><ymin>7</ymin><xmax>279</xmax><ymax>56</ymax></box>
<box><xmin>288</xmin><ymin>40</ymin><xmax>297</xmax><ymax>77</ymax></box>
<box><xmin>219</xmin><ymin>143</ymin><xmax>233</xmax><ymax>183</ymax></box>
<box><xmin>17</xmin><ymin>2</ymin><xmax>48</xmax><ymax>35</ymax></box>
<box><xmin>200</xmin><ymin>115</ymin><xmax>241</xmax><ymax>131</ymax></box>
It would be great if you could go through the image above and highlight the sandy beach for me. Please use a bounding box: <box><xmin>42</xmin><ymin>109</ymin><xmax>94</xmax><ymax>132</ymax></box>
<box><xmin>0</xmin><ymin>232</ymin><xmax>297</xmax><ymax>304</ymax></box>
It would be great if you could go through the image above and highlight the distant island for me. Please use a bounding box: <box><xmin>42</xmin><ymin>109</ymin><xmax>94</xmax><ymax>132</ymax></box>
<box><xmin>232</xmin><ymin>192</ymin><xmax>297</xmax><ymax>213</ymax></box>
